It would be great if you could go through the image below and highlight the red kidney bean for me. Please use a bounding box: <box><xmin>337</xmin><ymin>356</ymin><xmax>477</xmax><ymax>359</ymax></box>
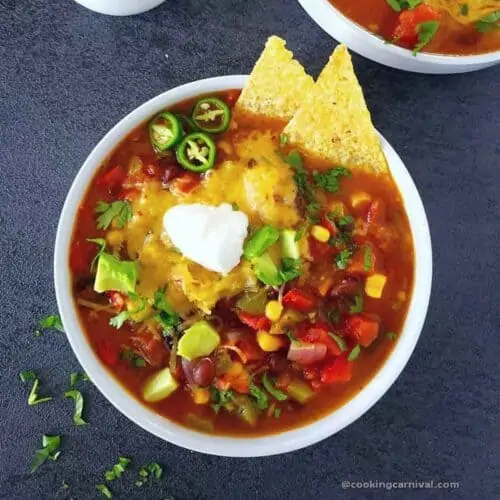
<box><xmin>329</xmin><ymin>276</ymin><xmax>361</xmax><ymax>299</ymax></box>
<box><xmin>182</xmin><ymin>357</ymin><xmax>215</xmax><ymax>387</ymax></box>
<box><xmin>160</xmin><ymin>162</ymin><xmax>182</xmax><ymax>187</ymax></box>
<box><xmin>267</xmin><ymin>353</ymin><xmax>288</xmax><ymax>374</ymax></box>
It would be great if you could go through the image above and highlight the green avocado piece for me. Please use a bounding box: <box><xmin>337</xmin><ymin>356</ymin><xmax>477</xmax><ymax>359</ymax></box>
<box><xmin>143</xmin><ymin>367</ymin><xmax>179</xmax><ymax>402</ymax></box>
<box><xmin>177</xmin><ymin>321</ymin><xmax>220</xmax><ymax>361</ymax></box>
<box><xmin>252</xmin><ymin>252</ymin><xmax>281</xmax><ymax>286</ymax></box>
<box><xmin>93</xmin><ymin>253</ymin><xmax>138</xmax><ymax>293</ymax></box>
<box><xmin>280</xmin><ymin>229</ymin><xmax>300</xmax><ymax>259</ymax></box>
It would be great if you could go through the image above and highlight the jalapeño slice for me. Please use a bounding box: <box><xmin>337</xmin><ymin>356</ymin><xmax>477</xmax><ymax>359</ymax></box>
<box><xmin>176</xmin><ymin>132</ymin><xmax>216</xmax><ymax>173</ymax></box>
<box><xmin>191</xmin><ymin>97</ymin><xmax>231</xmax><ymax>133</ymax></box>
<box><xmin>149</xmin><ymin>111</ymin><xmax>183</xmax><ymax>152</ymax></box>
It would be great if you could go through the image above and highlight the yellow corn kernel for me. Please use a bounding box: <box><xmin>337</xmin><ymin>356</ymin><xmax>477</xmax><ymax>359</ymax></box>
<box><xmin>328</xmin><ymin>201</ymin><xmax>347</xmax><ymax>216</ymax></box>
<box><xmin>227</xmin><ymin>361</ymin><xmax>243</xmax><ymax>376</ymax></box>
<box><xmin>265</xmin><ymin>300</ymin><xmax>283</xmax><ymax>322</ymax></box>
<box><xmin>365</xmin><ymin>274</ymin><xmax>387</xmax><ymax>299</ymax></box>
<box><xmin>257</xmin><ymin>331</ymin><xmax>284</xmax><ymax>352</ymax></box>
<box><xmin>350</xmin><ymin>191</ymin><xmax>372</xmax><ymax>209</ymax></box>
<box><xmin>192</xmin><ymin>387</ymin><xmax>210</xmax><ymax>405</ymax></box>
<box><xmin>311</xmin><ymin>225</ymin><xmax>330</xmax><ymax>243</ymax></box>
<box><xmin>106</xmin><ymin>229</ymin><xmax>124</xmax><ymax>247</ymax></box>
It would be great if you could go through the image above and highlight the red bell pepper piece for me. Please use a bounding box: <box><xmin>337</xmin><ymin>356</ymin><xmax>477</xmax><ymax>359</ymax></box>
<box><xmin>282</xmin><ymin>288</ymin><xmax>316</xmax><ymax>312</ymax></box>
<box><xmin>238</xmin><ymin>311</ymin><xmax>271</xmax><ymax>331</ymax></box>
<box><xmin>393</xmin><ymin>5</ymin><xmax>441</xmax><ymax>49</ymax></box>
<box><xmin>97</xmin><ymin>165</ymin><xmax>126</xmax><ymax>193</ymax></box>
<box><xmin>321</xmin><ymin>353</ymin><xmax>352</xmax><ymax>384</ymax></box>
<box><xmin>346</xmin><ymin>315</ymin><xmax>380</xmax><ymax>347</ymax></box>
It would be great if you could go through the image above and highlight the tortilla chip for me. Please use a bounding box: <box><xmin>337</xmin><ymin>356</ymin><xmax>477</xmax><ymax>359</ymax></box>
<box><xmin>283</xmin><ymin>45</ymin><xmax>388</xmax><ymax>175</ymax></box>
<box><xmin>235</xmin><ymin>36</ymin><xmax>314</xmax><ymax>121</ymax></box>
<box><xmin>426</xmin><ymin>0</ymin><xmax>499</xmax><ymax>23</ymax></box>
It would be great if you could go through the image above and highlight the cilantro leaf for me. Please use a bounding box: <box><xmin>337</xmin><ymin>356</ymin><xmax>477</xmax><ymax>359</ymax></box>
<box><xmin>27</xmin><ymin>378</ymin><xmax>52</xmax><ymax>406</ymax></box>
<box><xmin>336</xmin><ymin>215</ymin><xmax>354</xmax><ymax>228</ymax></box>
<box><xmin>96</xmin><ymin>484</ymin><xmax>113</xmax><ymax>498</ymax></box>
<box><xmin>153</xmin><ymin>286</ymin><xmax>180</xmax><ymax>336</ymax></box>
<box><xmin>20</xmin><ymin>370</ymin><xmax>36</xmax><ymax>383</ymax></box>
<box><xmin>335</xmin><ymin>248</ymin><xmax>352</xmax><ymax>270</ymax></box>
<box><xmin>278</xmin><ymin>257</ymin><xmax>302</xmax><ymax>283</ymax></box>
<box><xmin>348</xmin><ymin>344</ymin><xmax>361</xmax><ymax>361</ymax></box>
<box><xmin>312</xmin><ymin>167</ymin><xmax>350</xmax><ymax>193</ymax></box>
<box><xmin>363</xmin><ymin>246</ymin><xmax>373</xmax><ymax>271</ymax></box>
<box><xmin>459</xmin><ymin>3</ymin><xmax>469</xmax><ymax>15</ymax></box>
<box><xmin>327</xmin><ymin>310</ymin><xmax>340</xmax><ymax>325</ymax></box>
<box><xmin>109</xmin><ymin>310</ymin><xmax>131</xmax><ymax>329</ymax></box>
<box><xmin>273</xmin><ymin>408</ymin><xmax>282</xmax><ymax>418</ymax></box>
<box><xmin>385</xmin><ymin>0</ymin><xmax>422</xmax><ymax>11</ymax></box>
<box><xmin>278</xmin><ymin>150</ymin><xmax>316</xmax><ymax>203</ymax></box>
<box><xmin>210</xmin><ymin>387</ymin><xmax>235</xmax><ymax>413</ymax></box>
<box><xmin>285</xmin><ymin>328</ymin><xmax>298</xmax><ymax>342</ymax></box>
<box><xmin>413</xmin><ymin>21</ymin><xmax>440</xmax><ymax>55</ymax></box>
<box><xmin>95</xmin><ymin>200</ymin><xmax>132</xmax><ymax>230</ymax></box>
<box><xmin>109</xmin><ymin>294</ymin><xmax>147</xmax><ymax>329</ymax></box>
<box><xmin>350</xmin><ymin>294</ymin><xmax>364</xmax><ymax>313</ymax></box>
<box><xmin>39</xmin><ymin>314</ymin><xmax>64</xmax><ymax>332</ymax></box>
<box><xmin>87</xmin><ymin>238</ymin><xmax>107</xmax><ymax>272</ymax></box>
<box><xmin>64</xmin><ymin>390</ymin><xmax>87</xmax><ymax>426</ymax></box>
<box><xmin>249</xmin><ymin>383</ymin><xmax>269</xmax><ymax>410</ymax></box>
<box><xmin>31</xmin><ymin>435</ymin><xmax>61</xmax><ymax>473</ymax></box>
<box><xmin>475</xmin><ymin>11</ymin><xmax>500</xmax><ymax>32</ymax></box>
<box><xmin>104</xmin><ymin>456</ymin><xmax>131</xmax><ymax>481</ymax></box>
<box><xmin>279</xmin><ymin>133</ymin><xmax>288</xmax><ymax>147</ymax></box>
<box><xmin>262</xmin><ymin>373</ymin><xmax>288</xmax><ymax>401</ymax></box>
<box><xmin>328</xmin><ymin>332</ymin><xmax>347</xmax><ymax>352</ymax></box>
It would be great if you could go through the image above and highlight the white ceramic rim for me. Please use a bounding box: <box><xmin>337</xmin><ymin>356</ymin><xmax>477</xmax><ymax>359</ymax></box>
<box><xmin>54</xmin><ymin>75</ymin><xmax>433</xmax><ymax>457</ymax></box>
<box><xmin>73</xmin><ymin>0</ymin><xmax>165</xmax><ymax>16</ymax></box>
<box><xmin>297</xmin><ymin>0</ymin><xmax>500</xmax><ymax>71</ymax></box>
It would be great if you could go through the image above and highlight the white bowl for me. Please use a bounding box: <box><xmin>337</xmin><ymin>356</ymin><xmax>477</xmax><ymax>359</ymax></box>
<box><xmin>73</xmin><ymin>0</ymin><xmax>165</xmax><ymax>16</ymax></box>
<box><xmin>54</xmin><ymin>75</ymin><xmax>433</xmax><ymax>456</ymax></box>
<box><xmin>298</xmin><ymin>0</ymin><xmax>500</xmax><ymax>73</ymax></box>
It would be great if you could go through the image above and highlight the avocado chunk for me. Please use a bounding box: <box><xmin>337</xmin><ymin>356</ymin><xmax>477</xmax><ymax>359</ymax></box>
<box><xmin>142</xmin><ymin>367</ymin><xmax>179</xmax><ymax>402</ymax></box>
<box><xmin>94</xmin><ymin>253</ymin><xmax>138</xmax><ymax>293</ymax></box>
<box><xmin>280</xmin><ymin>229</ymin><xmax>300</xmax><ymax>260</ymax></box>
<box><xmin>177</xmin><ymin>320</ymin><xmax>220</xmax><ymax>361</ymax></box>
<box><xmin>252</xmin><ymin>252</ymin><xmax>281</xmax><ymax>286</ymax></box>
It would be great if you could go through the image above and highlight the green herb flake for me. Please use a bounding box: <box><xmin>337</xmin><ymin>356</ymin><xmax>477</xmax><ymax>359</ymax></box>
<box><xmin>249</xmin><ymin>383</ymin><xmax>269</xmax><ymax>410</ymax></box>
<box><xmin>104</xmin><ymin>456</ymin><xmax>131</xmax><ymax>481</ymax></box>
<box><xmin>69</xmin><ymin>372</ymin><xmax>80</xmax><ymax>389</ymax></box>
<box><xmin>95</xmin><ymin>200</ymin><xmax>133</xmax><ymax>230</ymax></box>
<box><xmin>210</xmin><ymin>387</ymin><xmax>235</xmax><ymax>413</ymax></box>
<box><xmin>285</xmin><ymin>328</ymin><xmax>298</xmax><ymax>342</ymax></box>
<box><xmin>64</xmin><ymin>390</ymin><xmax>86</xmax><ymax>426</ymax></box>
<box><xmin>386</xmin><ymin>331</ymin><xmax>397</xmax><ymax>340</ymax></box>
<box><xmin>459</xmin><ymin>3</ymin><xmax>469</xmax><ymax>15</ymax></box>
<box><xmin>147</xmin><ymin>462</ymin><xmax>163</xmax><ymax>479</ymax></box>
<box><xmin>327</xmin><ymin>310</ymin><xmax>340</xmax><ymax>325</ymax></box>
<box><xmin>31</xmin><ymin>434</ymin><xmax>61</xmax><ymax>473</ymax></box>
<box><xmin>39</xmin><ymin>314</ymin><xmax>64</xmax><ymax>332</ymax></box>
<box><xmin>262</xmin><ymin>373</ymin><xmax>288</xmax><ymax>401</ymax></box>
<box><xmin>87</xmin><ymin>238</ymin><xmax>107</xmax><ymax>272</ymax></box>
<box><xmin>335</xmin><ymin>248</ymin><xmax>352</xmax><ymax>270</ymax></box>
<box><xmin>350</xmin><ymin>294</ymin><xmax>364</xmax><ymax>313</ymax></box>
<box><xmin>278</xmin><ymin>257</ymin><xmax>302</xmax><ymax>283</ymax></box>
<box><xmin>312</xmin><ymin>167</ymin><xmax>350</xmax><ymax>193</ymax></box>
<box><xmin>475</xmin><ymin>11</ymin><xmax>500</xmax><ymax>32</ymax></box>
<box><xmin>413</xmin><ymin>20</ymin><xmax>440</xmax><ymax>55</ymax></box>
<box><xmin>96</xmin><ymin>483</ymin><xmax>113</xmax><ymax>499</ymax></box>
<box><xmin>348</xmin><ymin>344</ymin><xmax>361</xmax><ymax>361</ymax></box>
<box><xmin>278</xmin><ymin>151</ymin><xmax>316</xmax><ymax>203</ymax></box>
<box><xmin>28</xmin><ymin>378</ymin><xmax>53</xmax><ymax>406</ymax></box>
<box><xmin>294</xmin><ymin>222</ymin><xmax>309</xmax><ymax>241</ymax></box>
<box><xmin>153</xmin><ymin>286</ymin><xmax>181</xmax><ymax>336</ymax></box>
<box><xmin>336</xmin><ymin>215</ymin><xmax>354</xmax><ymax>228</ymax></box>
<box><xmin>328</xmin><ymin>332</ymin><xmax>347</xmax><ymax>352</ymax></box>
<box><xmin>273</xmin><ymin>408</ymin><xmax>282</xmax><ymax>419</ymax></box>
<box><xmin>20</xmin><ymin>370</ymin><xmax>36</xmax><ymax>383</ymax></box>
<box><xmin>385</xmin><ymin>0</ymin><xmax>422</xmax><ymax>10</ymax></box>
<box><xmin>109</xmin><ymin>310</ymin><xmax>131</xmax><ymax>329</ymax></box>
<box><xmin>231</xmin><ymin>202</ymin><xmax>239</xmax><ymax>211</ymax></box>
<box><xmin>279</xmin><ymin>133</ymin><xmax>289</xmax><ymax>147</ymax></box>
<box><xmin>363</xmin><ymin>246</ymin><xmax>373</xmax><ymax>271</ymax></box>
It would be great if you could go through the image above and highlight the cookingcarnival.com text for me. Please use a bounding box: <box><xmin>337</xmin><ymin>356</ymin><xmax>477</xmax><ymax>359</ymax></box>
<box><xmin>341</xmin><ymin>479</ymin><xmax>460</xmax><ymax>490</ymax></box>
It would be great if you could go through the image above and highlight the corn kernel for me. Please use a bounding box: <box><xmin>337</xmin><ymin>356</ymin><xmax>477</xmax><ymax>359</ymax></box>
<box><xmin>257</xmin><ymin>331</ymin><xmax>284</xmax><ymax>352</ymax></box>
<box><xmin>192</xmin><ymin>387</ymin><xmax>210</xmax><ymax>405</ymax></box>
<box><xmin>365</xmin><ymin>274</ymin><xmax>387</xmax><ymax>299</ymax></box>
<box><xmin>350</xmin><ymin>191</ymin><xmax>372</xmax><ymax>209</ymax></box>
<box><xmin>106</xmin><ymin>229</ymin><xmax>124</xmax><ymax>247</ymax></box>
<box><xmin>265</xmin><ymin>300</ymin><xmax>283</xmax><ymax>322</ymax></box>
<box><xmin>311</xmin><ymin>225</ymin><xmax>330</xmax><ymax>243</ymax></box>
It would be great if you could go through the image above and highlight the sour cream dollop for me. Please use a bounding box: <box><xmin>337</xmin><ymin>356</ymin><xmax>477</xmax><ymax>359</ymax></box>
<box><xmin>163</xmin><ymin>203</ymin><xmax>249</xmax><ymax>274</ymax></box>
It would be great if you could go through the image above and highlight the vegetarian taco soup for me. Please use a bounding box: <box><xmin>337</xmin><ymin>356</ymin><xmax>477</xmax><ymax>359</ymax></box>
<box><xmin>70</xmin><ymin>39</ymin><xmax>414</xmax><ymax>436</ymax></box>
<box><xmin>328</xmin><ymin>0</ymin><xmax>500</xmax><ymax>55</ymax></box>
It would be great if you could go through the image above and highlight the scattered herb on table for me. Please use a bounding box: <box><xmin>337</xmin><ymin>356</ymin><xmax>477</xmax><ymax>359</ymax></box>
<box><xmin>64</xmin><ymin>390</ymin><xmax>87</xmax><ymax>426</ymax></box>
<box><xmin>31</xmin><ymin>435</ymin><xmax>61</xmax><ymax>473</ymax></box>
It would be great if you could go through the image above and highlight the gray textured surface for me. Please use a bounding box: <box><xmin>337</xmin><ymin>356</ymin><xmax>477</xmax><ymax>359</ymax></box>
<box><xmin>1</xmin><ymin>0</ymin><xmax>499</xmax><ymax>498</ymax></box>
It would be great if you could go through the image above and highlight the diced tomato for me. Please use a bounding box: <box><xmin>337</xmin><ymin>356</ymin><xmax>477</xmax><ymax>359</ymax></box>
<box><xmin>97</xmin><ymin>340</ymin><xmax>119</xmax><ymax>367</ymax></box>
<box><xmin>393</xmin><ymin>5</ymin><xmax>441</xmax><ymax>48</ymax></box>
<box><xmin>346</xmin><ymin>315</ymin><xmax>380</xmax><ymax>347</ymax></box>
<box><xmin>171</xmin><ymin>172</ymin><xmax>200</xmax><ymax>194</ymax></box>
<box><xmin>321</xmin><ymin>353</ymin><xmax>352</xmax><ymax>384</ymax></box>
<box><xmin>97</xmin><ymin>165</ymin><xmax>126</xmax><ymax>193</ymax></box>
<box><xmin>308</xmin><ymin>237</ymin><xmax>334</xmax><ymax>260</ymax></box>
<box><xmin>282</xmin><ymin>288</ymin><xmax>316</xmax><ymax>312</ymax></box>
<box><xmin>69</xmin><ymin>239</ymin><xmax>96</xmax><ymax>274</ymax></box>
<box><xmin>216</xmin><ymin>362</ymin><xmax>250</xmax><ymax>394</ymax></box>
<box><xmin>302</xmin><ymin>322</ymin><xmax>344</xmax><ymax>357</ymax></box>
<box><xmin>130</xmin><ymin>332</ymin><xmax>167</xmax><ymax>367</ymax></box>
<box><xmin>107</xmin><ymin>291</ymin><xmax>125</xmax><ymax>311</ymax></box>
<box><xmin>238</xmin><ymin>311</ymin><xmax>271</xmax><ymax>331</ymax></box>
<box><xmin>320</xmin><ymin>215</ymin><xmax>338</xmax><ymax>236</ymax></box>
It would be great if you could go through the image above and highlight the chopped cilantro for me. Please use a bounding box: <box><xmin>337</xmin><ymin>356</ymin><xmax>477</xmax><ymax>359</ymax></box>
<box><xmin>110</xmin><ymin>294</ymin><xmax>147</xmax><ymax>329</ymax></box>
<box><xmin>69</xmin><ymin>372</ymin><xmax>87</xmax><ymax>388</ymax></box>
<box><xmin>153</xmin><ymin>286</ymin><xmax>180</xmax><ymax>336</ymax></box>
<box><xmin>250</xmin><ymin>383</ymin><xmax>269</xmax><ymax>410</ymax></box>
<box><xmin>262</xmin><ymin>373</ymin><xmax>288</xmax><ymax>401</ymax></box>
<box><xmin>278</xmin><ymin>257</ymin><xmax>302</xmax><ymax>283</ymax></box>
<box><xmin>20</xmin><ymin>370</ymin><xmax>36</xmax><ymax>383</ymax></box>
<box><xmin>273</xmin><ymin>408</ymin><xmax>282</xmax><ymax>419</ymax></box>
<box><xmin>459</xmin><ymin>3</ymin><xmax>468</xmax><ymax>15</ymax></box>
<box><xmin>285</xmin><ymin>328</ymin><xmax>298</xmax><ymax>342</ymax></box>
<box><xmin>475</xmin><ymin>11</ymin><xmax>500</xmax><ymax>32</ymax></box>
<box><xmin>278</xmin><ymin>150</ymin><xmax>316</xmax><ymax>203</ymax></box>
<box><xmin>348</xmin><ymin>344</ymin><xmax>361</xmax><ymax>361</ymax></box>
<box><xmin>350</xmin><ymin>294</ymin><xmax>364</xmax><ymax>313</ymax></box>
<box><xmin>104</xmin><ymin>456</ymin><xmax>131</xmax><ymax>481</ymax></box>
<box><xmin>210</xmin><ymin>387</ymin><xmax>235</xmax><ymax>413</ymax></box>
<box><xmin>26</xmin><ymin>377</ymin><xmax>52</xmax><ymax>406</ymax></box>
<box><xmin>87</xmin><ymin>238</ymin><xmax>107</xmax><ymax>272</ymax></box>
<box><xmin>31</xmin><ymin>435</ymin><xmax>61</xmax><ymax>473</ymax></box>
<box><xmin>413</xmin><ymin>21</ymin><xmax>440</xmax><ymax>55</ymax></box>
<box><xmin>385</xmin><ymin>0</ymin><xmax>422</xmax><ymax>11</ymax></box>
<box><xmin>336</xmin><ymin>215</ymin><xmax>354</xmax><ymax>228</ymax></box>
<box><xmin>64</xmin><ymin>390</ymin><xmax>86</xmax><ymax>426</ymax></box>
<box><xmin>328</xmin><ymin>332</ymin><xmax>347</xmax><ymax>352</ymax></box>
<box><xmin>95</xmin><ymin>200</ymin><xmax>132</xmax><ymax>230</ymax></box>
<box><xmin>39</xmin><ymin>314</ymin><xmax>64</xmax><ymax>332</ymax></box>
<box><xmin>279</xmin><ymin>133</ymin><xmax>288</xmax><ymax>147</ymax></box>
<box><xmin>134</xmin><ymin>357</ymin><xmax>146</xmax><ymax>367</ymax></box>
<box><xmin>363</xmin><ymin>246</ymin><xmax>373</xmax><ymax>271</ymax></box>
<box><xmin>386</xmin><ymin>331</ymin><xmax>397</xmax><ymax>340</ymax></box>
<box><xmin>135</xmin><ymin>462</ymin><xmax>163</xmax><ymax>486</ymax></box>
<box><xmin>312</xmin><ymin>167</ymin><xmax>350</xmax><ymax>193</ymax></box>
<box><xmin>294</xmin><ymin>222</ymin><xmax>309</xmax><ymax>241</ymax></box>
<box><xmin>335</xmin><ymin>248</ymin><xmax>352</xmax><ymax>270</ymax></box>
<box><xmin>96</xmin><ymin>484</ymin><xmax>113</xmax><ymax>498</ymax></box>
<box><xmin>231</xmin><ymin>202</ymin><xmax>239</xmax><ymax>211</ymax></box>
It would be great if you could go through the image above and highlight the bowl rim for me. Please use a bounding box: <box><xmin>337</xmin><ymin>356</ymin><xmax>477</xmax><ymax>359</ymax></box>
<box><xmin>297</xmin><ymin>0</ymin><xmax>500</xmax><ymax>68</ymax></box>
<box><xmin>54</xmin><ymin>74</ymin><xmax>433</xmax><ymax>457</ymax></box>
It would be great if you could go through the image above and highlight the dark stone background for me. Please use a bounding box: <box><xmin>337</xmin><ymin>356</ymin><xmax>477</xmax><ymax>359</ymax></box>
<box><xmin>0</xmin><ymin>0</ymin><xmax>498</xmax><ymax>498</ymax></box>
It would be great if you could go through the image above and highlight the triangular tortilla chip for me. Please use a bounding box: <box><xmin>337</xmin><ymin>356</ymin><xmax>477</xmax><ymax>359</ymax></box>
<box><xmin>283</xmin><ymin>45</ymin><xmax>388</xmax><ymax>175</ymax></box>
<box><xmin>235</xmin><ymin>36</ymin><xmax>314</xmax><ymax>121</ymax></box>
